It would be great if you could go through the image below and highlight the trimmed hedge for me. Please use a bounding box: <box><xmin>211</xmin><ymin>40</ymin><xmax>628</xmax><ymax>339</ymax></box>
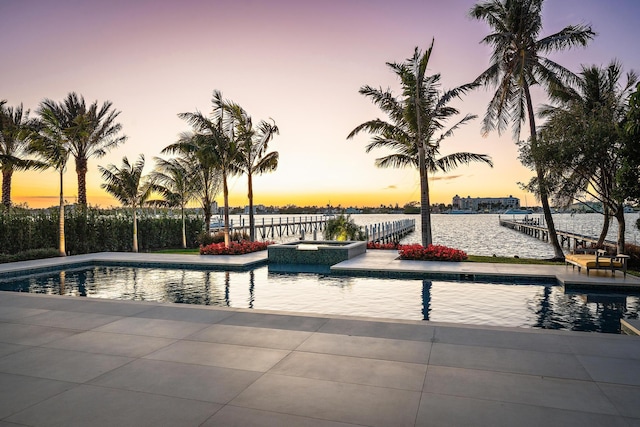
<box><xmin>0</xmin><ymin>207</ymin><xmax>204</xmax><ymax>255</ymax></box>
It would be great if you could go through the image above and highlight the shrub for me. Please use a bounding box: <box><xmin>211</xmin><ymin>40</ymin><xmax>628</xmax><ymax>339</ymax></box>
<box><xmin>399</xmin><ymin>244</ymin><xmax>468</xmax><ymax>262</ymax></box>
<box><xmin>0</xmin><ymin>248</ymin><xmax>61</xmax><ymax>264</ymax></box>
<box><xmin>200</xmin><ymin>240</ymin><xmax>275</xmax><ymax>255</ymax></box>
<box><xmin>624</xmin><ymin>243</ymin><xmax>640</xmax><ymax>269</ymax></box>
<box><xmin>324</xmin><ymin>214</ymin><xmax>366</xmax><ymax>241</ymax></box>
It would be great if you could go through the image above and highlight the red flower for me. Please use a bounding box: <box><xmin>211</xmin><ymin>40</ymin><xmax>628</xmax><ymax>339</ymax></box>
<box><xmin>200</xmin><ymin>240</ymin><xmax>275</xmax><ymax>255</ymax></box>
<box><xmin>398</xmin><ymin>244</ymin><xmax>467</xmax><ymax>262</ymax></box>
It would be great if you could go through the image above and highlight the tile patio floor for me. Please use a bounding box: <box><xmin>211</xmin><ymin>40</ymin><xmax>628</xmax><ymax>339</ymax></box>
<box><xmin>0</xmin><ymin>252</ymin><xmax>639</xmax><ymax>426</ymax></box>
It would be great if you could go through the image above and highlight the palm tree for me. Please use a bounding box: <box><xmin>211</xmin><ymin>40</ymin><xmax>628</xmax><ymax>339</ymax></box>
<box><xmin>469</xmin><ymin>0</ymin><xmax>595</xmax><ymax>260</ymax></box>
<box><xmin>40</xmin><ymin>92</ymin><xmax>126</xmax><ymax>206</ymax></box>
<box><xmin>348</xmin><ymin>41</ymin><xmax>492</xmax><ymax>246</ymax></box>
<box><xmin>99</xmin><ymin>155</ymin><xmax>152</xmax><ymax>252</ymax></box>
<box><xmin>536</xmin><ymin>61</ymin><xmax>638</xmax><ymax>253</ymax></box>
<box><xmin>148</xmin><ymin>156</ymin><xmax>196</xmax><ymax>248</ymax></box>
<box><xmin>171</xmin><ymin>90</ymin><xmax>241</xmax><ymax>246</ymax></box>
<box><xmin>0</xmin><ymin>101</ymin><xmax>45</xmax><ymax>208</ymax></box>
<box><xmin>29</xmin><ymin>101</ymin><xmax>73</xmax><ymax>256</ymax></box>
<box><xmin>162</xmin><ymin>132</ymin><xmax>222</xmax><ymax>237</ymax></box>
<box><xmin>224</xmin><ymin>102</ymin><xmax>279</xmax><ymax>241</ymax></box>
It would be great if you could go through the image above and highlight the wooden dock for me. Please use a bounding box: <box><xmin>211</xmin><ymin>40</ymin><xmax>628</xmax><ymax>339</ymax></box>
<box><xmin>213</xmin><ymin>215</ymin><xmax>331</xmax><ymax>240</ymax></box>
<box><xmin>212</xmin><ymin>216</ymin><xmax>416</xmax><ymax>244</ymax></box>
<box><xmin>366</xmin><ymin>219</ymin><xmax>416</xmax><ymax>244</ymax></box>
<box><xmin>499</xmin><ymin>218</ymin><xmax>617</xmax><ymax>252</ymax></box>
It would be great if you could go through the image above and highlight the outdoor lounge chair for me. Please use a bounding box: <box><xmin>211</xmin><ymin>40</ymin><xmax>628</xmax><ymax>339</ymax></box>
<box><xmin>565</xmin><ymin>249</ymin><xmax>629</xmax><ymax>277</ymax></box>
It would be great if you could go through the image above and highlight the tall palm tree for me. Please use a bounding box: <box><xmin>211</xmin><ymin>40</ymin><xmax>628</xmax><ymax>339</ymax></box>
<box><xmin>470</xmin><ymin>0</ymin><xmax>595</xmax><ymax>260</ymax></box>
<box><xmin>536</xmin><ymin>61</ymin><xmax>638</xmax><ymax>253</ymax></box>
<box><xmin>29</xmin><ymin>101</ymin><xmax>73</xmax><ymax>256</ymax></box>
<box><xmin>348</xmin><ymin>41</ymin><xmax>492</xmax><ymax>246</ymax></box>
<box><xmin>148</xmin><ymin>156</ymin><xmax>196</xmax><ymax>248</ymax></box>
<box><xmin>0</xmin><ymin>101</ymin><xmax>44</xmax><ymax>208</ymax></box>
<box><xmin>171</xmin><ymin>90</ymin><xmax>241</xmax><ymax>246</ymax></box>
<box><xmin>224</xmin><ymin>102</ymin><xmax>279</xmax><ymax>241</ymax></box>
<box><xmin>99</xmin><ymin>155</ymin><xmax>152</xmax><ymax>252</ymax></box>
<box><xmin>40</xmin><ymin>92</ymin><xmax>126</xmax><ymax>206</ymax></box>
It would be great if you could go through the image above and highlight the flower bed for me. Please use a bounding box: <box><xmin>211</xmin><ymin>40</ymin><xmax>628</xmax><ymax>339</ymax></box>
<box><xmin>398</xmin><ymin>244</ymin><xmax>467</xmax><ymax>262</ymax></box>
<box><xmin>200</xmin><ymin>240</ymin><xmax>274</xmax><ymax>255</ymax></box>
<box><xmin>366</xmin><ymin>241</ymin><xmax>400</xmax><ymax>250</ymax></box>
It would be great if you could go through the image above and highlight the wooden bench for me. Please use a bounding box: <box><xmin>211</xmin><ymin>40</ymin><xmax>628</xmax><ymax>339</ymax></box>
<box><xmin>565</xmin><ymin>249</ymin><xmax>629</xmax><ymax>277</ymax></box>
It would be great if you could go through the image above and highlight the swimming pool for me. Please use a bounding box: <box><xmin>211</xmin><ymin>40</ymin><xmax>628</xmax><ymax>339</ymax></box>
<box><xmin>0</xmin><ymin>264</ymin><xmax>637</xmax><ymax>334</ymax></box>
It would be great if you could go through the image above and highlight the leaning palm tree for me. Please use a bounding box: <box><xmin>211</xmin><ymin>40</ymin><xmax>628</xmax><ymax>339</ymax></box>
<box><xmin>148</xmin><ymin>156</ymin><xmax>196</xmax><ymax>248</ymax></box>
<box><xmin>0</xmin><ymin>101</ymin><xmax>45</xmax><ymax>208</ymax></box>
<box><xmin>41</xmin><ymin>92</ymin><xmax>127</xmax><ymax>206</ymax></box>
<box><xmin>29</xmin><ymin>102</ymin><xmax>73</xmax><ymax>256</ymax></box>
<box><xmin>536</xmin><ymin>61</ymin><xmax>638</xmax><ymax>253</ymax></box>
<box><xmin>99</xmin><ymin>155</ymin><xmax>152</xmax><ymax>252</ymax></box>
<box><xmin>348</xmin><ymin>41</ymin><xmax>492</xmax><ymax>246</ymax></box>
<box><xmin>224</xmin><ymin>102</ymin><xmax>279</xmax><ymax>241</ymax></box>
<box><xmin>470</xmin><ymin>0</ymin><xmax>595</xmax><ymax>260</ymax></box>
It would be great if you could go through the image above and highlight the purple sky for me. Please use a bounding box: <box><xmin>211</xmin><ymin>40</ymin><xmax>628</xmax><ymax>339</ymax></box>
<box><xmin>2</xmin><ymin>0</ymin><xmax>639</xmax><ymax>208</ymax></box>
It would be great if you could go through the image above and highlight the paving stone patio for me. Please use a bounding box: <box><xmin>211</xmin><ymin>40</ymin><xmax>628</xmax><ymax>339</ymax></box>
<box><xmin>0</xmin><ymin>252</ymin><xmax>639</xmax><ymax>426</ymax></box>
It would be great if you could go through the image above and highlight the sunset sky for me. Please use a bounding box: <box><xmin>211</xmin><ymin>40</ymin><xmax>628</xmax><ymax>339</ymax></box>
<box><xmin>2</xmin><ymin>0</ymin><xmax>640</xmax><ymax>209</ymax></box>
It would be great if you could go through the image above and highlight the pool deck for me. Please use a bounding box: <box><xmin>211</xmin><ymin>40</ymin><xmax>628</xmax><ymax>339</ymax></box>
<box><xmin>0</xmin><ymin>252</ymin><xmax>639</xmax><ymax>426</ymax></box>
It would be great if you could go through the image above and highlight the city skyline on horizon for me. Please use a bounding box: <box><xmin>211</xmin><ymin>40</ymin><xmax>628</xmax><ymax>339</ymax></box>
<box><xmin>3</xmin><ymin>0</ymin><xmax>640</xmax><ymax>209</ymax></box>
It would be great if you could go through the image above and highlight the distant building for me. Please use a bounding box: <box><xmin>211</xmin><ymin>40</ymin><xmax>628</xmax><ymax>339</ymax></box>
<box><xmin>452</xmin><ymin>195</ymin><xmax>520</xmax><ymax>211</ymax></box>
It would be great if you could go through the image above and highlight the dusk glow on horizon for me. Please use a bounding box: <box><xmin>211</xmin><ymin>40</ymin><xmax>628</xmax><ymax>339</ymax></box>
<box><xmin>3</xmin><ymin>0</ymin><xmax>640</xmax><ymax>209</ymax></box>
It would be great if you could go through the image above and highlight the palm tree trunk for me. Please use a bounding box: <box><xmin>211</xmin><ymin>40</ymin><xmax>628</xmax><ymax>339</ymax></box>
<box><xmin>248</xmin><ymin>172</ymin><xmax>255</xmax><ymax>242</ymax></box>
<box><xmin>222</xmin><ymin>172</ymin><xmax>230</xmax><ymax>247</ymax></box>
<box><xmin>181</xmin><ymin>205</ymin><xmax>186</xmax><ymax>249</ymax></box>
<box><xmin>419</xmin><ymin>152</ymin><xmax>432</xmax><ymax>246</ymax></box>
<box><xmin>524</xmin><ymin>84</ymin><xmax>564</xmax><ymax>260</ymax></box>
<box><xmin>613</xmin><ymin>204</ymin><xmax>626</xmax><ymax>254</ymax></box>
<box><xmin>596</xmin><ymin>206</ymin><xmax>610</xmax><ymax>247</ymax></box>
<box><xmin>76</xmin><ymin>157</ymin><xmax>88</xmax><ymax>206</ymax></box>
<box><xmin>2</xmin><ymin>169</ymin><xmax>12</xmax><ymax>209</ymax></box>
<box><xmin>132</xmin><ymin>207</ymin><xmax>138</xmax><ymax>252</ymax></box>
<box><xmin>58</xmin><ymin>169</ymin><xmax>66</xmax><ymax>257</ymax></box>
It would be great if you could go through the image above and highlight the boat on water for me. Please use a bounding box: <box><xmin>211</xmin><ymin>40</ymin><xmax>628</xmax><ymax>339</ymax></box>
<box><xmin>209</xmin><ymin>216</ymin><xmax>224</xmax><ymax>230</ymax></box>
<box><xmin>503</xmin><ymin>208</ymin><xmax>534</xmax><ymax>215</ymax></box>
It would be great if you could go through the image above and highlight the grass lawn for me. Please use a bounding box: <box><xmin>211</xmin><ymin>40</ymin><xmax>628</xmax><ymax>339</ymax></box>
<box><xmin>154</xmin><ymin>248</ymin><xmax>200</xmax><ymax>255</ymax></box>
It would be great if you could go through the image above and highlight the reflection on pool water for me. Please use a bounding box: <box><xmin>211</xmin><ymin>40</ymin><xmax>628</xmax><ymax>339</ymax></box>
<box><xmin>1</xmin><ymin>265</ymin><xmax>638</xmax><ymax>334</ymax></box>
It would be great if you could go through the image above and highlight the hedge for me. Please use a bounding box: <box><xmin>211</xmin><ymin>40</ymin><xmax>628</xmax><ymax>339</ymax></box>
<box><xmin>0</xmin><ymin>207</ymin><xmax>204</xmax><ymax>255</ymax></box>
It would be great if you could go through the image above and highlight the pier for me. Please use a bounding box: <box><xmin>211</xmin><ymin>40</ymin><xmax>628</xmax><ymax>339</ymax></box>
<box><xmin>365</xmin><ymin>219</ymin><xmax>416</xmax><ymax>243</ymax></box>
<box><xmin>499</xmin><ymin>218</ymin><xmax>617</xmax><ymax>252</ymax></box>
<box><xmin>212</xmin><ymin>216</ymin><xmax>416</xmax><ymax>243</ymax></box>
<box><xmin>212</xmin><ymin>215</ymin><xmax>331</xmax><ymax>240</ymax></box>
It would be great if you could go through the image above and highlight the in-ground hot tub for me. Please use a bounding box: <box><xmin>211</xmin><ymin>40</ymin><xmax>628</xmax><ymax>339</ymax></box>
<box><xmin>267</xmin><ymin>240</ymin><xmax>367</xmax><ymax>265</ymax></box>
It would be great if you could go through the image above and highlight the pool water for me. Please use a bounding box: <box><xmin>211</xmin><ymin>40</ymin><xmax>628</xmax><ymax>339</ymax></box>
<box><xmin>1</xmin><ymin>265</ymin><xmax>638</xmax><ymax>334</ymax></box>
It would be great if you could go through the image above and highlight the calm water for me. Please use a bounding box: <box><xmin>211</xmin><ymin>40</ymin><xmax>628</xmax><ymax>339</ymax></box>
<box><xmin>1</xmin><ymin>265</ymin><xmax>638</xmax><ymax>334</ymax></box>
<box><xmin>240</xmin><ymin>212</ymin><xmax>640</xmax><ymax>259</ymax></box>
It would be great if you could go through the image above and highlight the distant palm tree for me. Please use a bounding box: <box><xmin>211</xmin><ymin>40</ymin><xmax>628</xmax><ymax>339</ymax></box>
<box><xmin>29</xmin><ymin>102</ymin><xmax>73</xmax><ymax>256</ymax></box>
<box><xmin>40</xmin><ymin>92</ymin><xmax>126</xmax><ymax>206</ymax></box>
<box><xmin>99</xmin><ymin>155</ymin><xmax>152</xmax><ymax>252</ymax></box>
<box><xmin>470</xmin><ymin>0</ymin><xmax>595</xmax><ymax>260</ymax></box>
<box><xmin>223</xmin><ymin>102</ymin><xmax>279</xmax><ymax>241</ymax></box>
<box><xmin>171</xmin><ymin>90</ymin><xmax>241</xmax><ymax>246</ymax></box>
<box><xmin>0</xmin><ymin>101</ymin><xmax>45</xmax><ymax>208</ymax></box>
<box><xmin>149</xmin><ymin>156</ymin><xmax>196</xmax><ymax>248</ymax></box>
<box><xmin>348</xmin><ymin>41</ymin><xmax>492</xmax><ymax>246</ymax></box>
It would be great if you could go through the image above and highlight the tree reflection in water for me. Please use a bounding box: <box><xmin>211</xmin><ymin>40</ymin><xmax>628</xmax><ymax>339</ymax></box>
<box><xmin>422</xmin><ymin>280</ymin><xmax>432</xmax><ymax>321</ymax></box>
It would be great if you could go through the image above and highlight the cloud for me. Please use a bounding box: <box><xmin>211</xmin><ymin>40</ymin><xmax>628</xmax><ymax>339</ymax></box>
<box><xmin>383</xmin><ymin>185</ymin><xmax>397</xmax><ymax>190</ymax></box>
<box><xmin>431</xmin><ymin>175</ymin><xmax>463</xmax><ymax>181</ymax></box>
